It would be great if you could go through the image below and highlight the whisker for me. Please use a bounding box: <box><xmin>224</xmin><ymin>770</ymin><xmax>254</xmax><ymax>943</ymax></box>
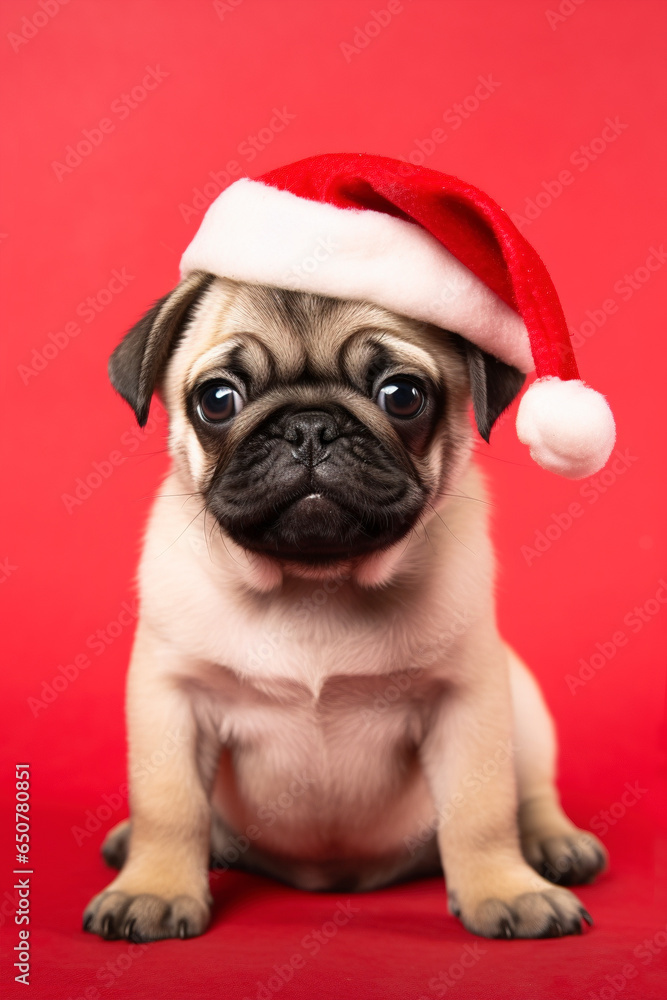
<box><xmin>203</xmin><ymin>507</ymin><xmax>214</xmax><ymax>563</ymax></box>
<box><xmin>154</xmin><ymin>504</ymin><xmax>207</xmax><ymax>558</ymax></box>
<box><xmin>130</xmin><ymin>492</ymin><xmax>200</xmax><ymax>503</ymax></box>
<box><xmin>471</xmin><ymin>447</ymin><xmax>527</xmax><ymax>468</ymax></box>
<box><xmin>414</xmin><ymin>513</ymin><xmax>435</xmax><ymax>552</ymax></box>
<box><xmin>438</xmin><ymin>490</ymin><xmax>495</xmax><ymax>508</ymax></box>
<box><xmin>424</xmin><ymin>499</ymin><xmax>475</xmax><ymax>554</ymax></box>
<box><xmin>208</xmin><ymin>509</ymin><xmax>245</xmax><ymax>568</ymax></box>
<box><xmin>123</xmin><ymin>448</ymin><xmax>170</xmax><ymax>461</ymax></box>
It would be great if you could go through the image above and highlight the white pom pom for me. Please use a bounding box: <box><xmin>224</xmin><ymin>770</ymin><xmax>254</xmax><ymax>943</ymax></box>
<box><xmin>516</xmin><ymin>378</ymin><xmax>616</xmax><ymax>479</ymax></box>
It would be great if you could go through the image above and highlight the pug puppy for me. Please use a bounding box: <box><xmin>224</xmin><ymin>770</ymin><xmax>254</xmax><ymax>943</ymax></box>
<box><xmin>83</xmin><ymin>271</ymin><xmax>607</xmax><ymax>943</ymax></box>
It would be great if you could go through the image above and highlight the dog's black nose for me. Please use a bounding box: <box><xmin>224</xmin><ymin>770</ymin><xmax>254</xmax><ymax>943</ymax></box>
<box><xmin>282</xmin><ymin>410</ymin><xmax>338</xmax><ymax>466</ymax></box>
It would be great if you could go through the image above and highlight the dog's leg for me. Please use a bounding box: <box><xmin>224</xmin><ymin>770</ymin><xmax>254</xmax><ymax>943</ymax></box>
<box><xmin>101</xmin><ymin>819</ymin><xmax>131</xmax><ymax>870</ymax></box>
<box><xmin>83</xmin><ymin>622</ymin><xmax>217</xmax><ymax>941</ymax></box>
<box><xmin>508</xmin><ymin>645</ymin><xmax>608</xmax><ymax>886</ymax></box>
<box><xmin>421</xmin><ymin>621</ymin><xmax>593</xmax><ymax>938</ymax></box>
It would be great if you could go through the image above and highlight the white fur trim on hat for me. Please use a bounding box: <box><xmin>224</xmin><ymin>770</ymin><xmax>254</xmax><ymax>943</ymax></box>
<box><xmin>516</xmin><ymin>377</ymin><xmax>616</xmax><ymax>479</ymax></box>
<box><xmin>180</xmin><ymin>178</ymin><xmax>533</xmax><ymax>371</ymax></box>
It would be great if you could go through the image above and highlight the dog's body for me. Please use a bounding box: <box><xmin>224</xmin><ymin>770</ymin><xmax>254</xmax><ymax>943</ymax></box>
<box><xmin>84</xmin><ymin>276</ymin><xmax>606</xmax><ymax>942</ymax></box>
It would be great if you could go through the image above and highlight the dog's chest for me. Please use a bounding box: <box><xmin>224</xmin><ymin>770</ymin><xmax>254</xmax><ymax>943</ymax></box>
<box><xmin>191</xmin><ymin>663</ymin><xmax>436</xmax><ymax>855</ymax></box>
<box><xmin>166</xmin><ymin>565</ymin><xmax>457</xmax><ymax>690</ymax></box>
<box><xmin>189</xmin><ymin>656</ymin><xmax>433</xmax><ymax>749</ymax></box>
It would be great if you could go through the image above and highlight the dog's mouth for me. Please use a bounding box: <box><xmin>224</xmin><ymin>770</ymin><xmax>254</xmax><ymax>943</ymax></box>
<box><xmin>216</xmin><ymin>487</ymin><xmax>418</xmax><ymax>564</ymax></box>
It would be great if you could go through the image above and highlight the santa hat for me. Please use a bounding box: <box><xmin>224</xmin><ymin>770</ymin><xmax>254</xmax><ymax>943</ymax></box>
<box><xmin>180</xmin><ymin>153</ymin><xmax>615</xmax><ymax>479</ymax></box>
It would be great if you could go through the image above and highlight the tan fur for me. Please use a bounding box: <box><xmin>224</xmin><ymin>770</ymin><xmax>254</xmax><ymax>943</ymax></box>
<box><xmin>84</xmin><ymin>278</ymin><xmax>606</xmax><ymax>942</ymax></box>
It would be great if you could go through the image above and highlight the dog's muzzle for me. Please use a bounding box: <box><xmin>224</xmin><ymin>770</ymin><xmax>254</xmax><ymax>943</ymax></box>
<box><xmin>205</xmin><ymin>405</ymin><xmax>425</xmax><ymax>563</ymax></box>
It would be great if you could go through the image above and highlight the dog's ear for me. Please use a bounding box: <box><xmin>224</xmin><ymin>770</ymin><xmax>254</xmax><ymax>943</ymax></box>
<box><xmin>108</xmin><ymin>270</ymin><xmax>215</xmax><ymax>426</ymax></box>
<box><xmin>453</xmin><ymin>334</ymin><xmax>526</xmax><ymax>442</ymax></box>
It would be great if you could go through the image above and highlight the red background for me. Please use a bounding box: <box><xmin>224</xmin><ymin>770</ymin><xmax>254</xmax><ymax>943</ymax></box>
<box><xmin>1</xmin><ymin>1</ymin><xmax>665</xmax><ymax>997</ymax></box>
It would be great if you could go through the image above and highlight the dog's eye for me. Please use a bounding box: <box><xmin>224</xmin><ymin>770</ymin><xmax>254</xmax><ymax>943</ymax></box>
<box><xmin>198</xmin><ymin>383</ymin><xmax>244</xmax><ymax>422</ymax></box>
<box><xmin>376</xmin><ymin>379</ymin><xmax>425</xmax><ymax>419</ymax></box>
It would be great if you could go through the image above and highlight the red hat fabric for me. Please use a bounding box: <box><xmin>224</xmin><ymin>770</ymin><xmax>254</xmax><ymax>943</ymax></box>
<box><xmin>180</xmin><ymin>153</ymin><xmax>615</xmax><ymax>478</ymax></box>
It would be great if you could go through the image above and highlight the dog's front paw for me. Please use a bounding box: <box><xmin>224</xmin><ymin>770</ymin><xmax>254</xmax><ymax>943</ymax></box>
<box><xmin>453</xmin><ymin>884</ymin><xmax>592</xmax><ymax>939</ymax></box>
<box><xmin>448</xmin><ymin>862</ymin><xmax>594</xmax><ymax>940</ymax></box>
<box><xmin>522</xmin><ymin>830</ymin><xmax>608</xmax><ymax>886</ymax></box>
<box><xmin>83</xmin><ymin>889</ymin><xmax>210</xmax><ymax>941</ymax></box>
<box><xmin>476</xmin><ymin>887</ymin><xmax>592</xmax><ymax>939</ymax></box>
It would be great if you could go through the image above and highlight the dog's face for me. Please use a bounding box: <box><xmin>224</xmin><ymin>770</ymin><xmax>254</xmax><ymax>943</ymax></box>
<box><xmin>109</xmin><ymin>272</ymin><xmax>523</xmax><ymax>569</ymax></box>
<box><xmin>168</xmin><ymin>279</ymin><xmax>472</xmax><ymax>565</ymax></box>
